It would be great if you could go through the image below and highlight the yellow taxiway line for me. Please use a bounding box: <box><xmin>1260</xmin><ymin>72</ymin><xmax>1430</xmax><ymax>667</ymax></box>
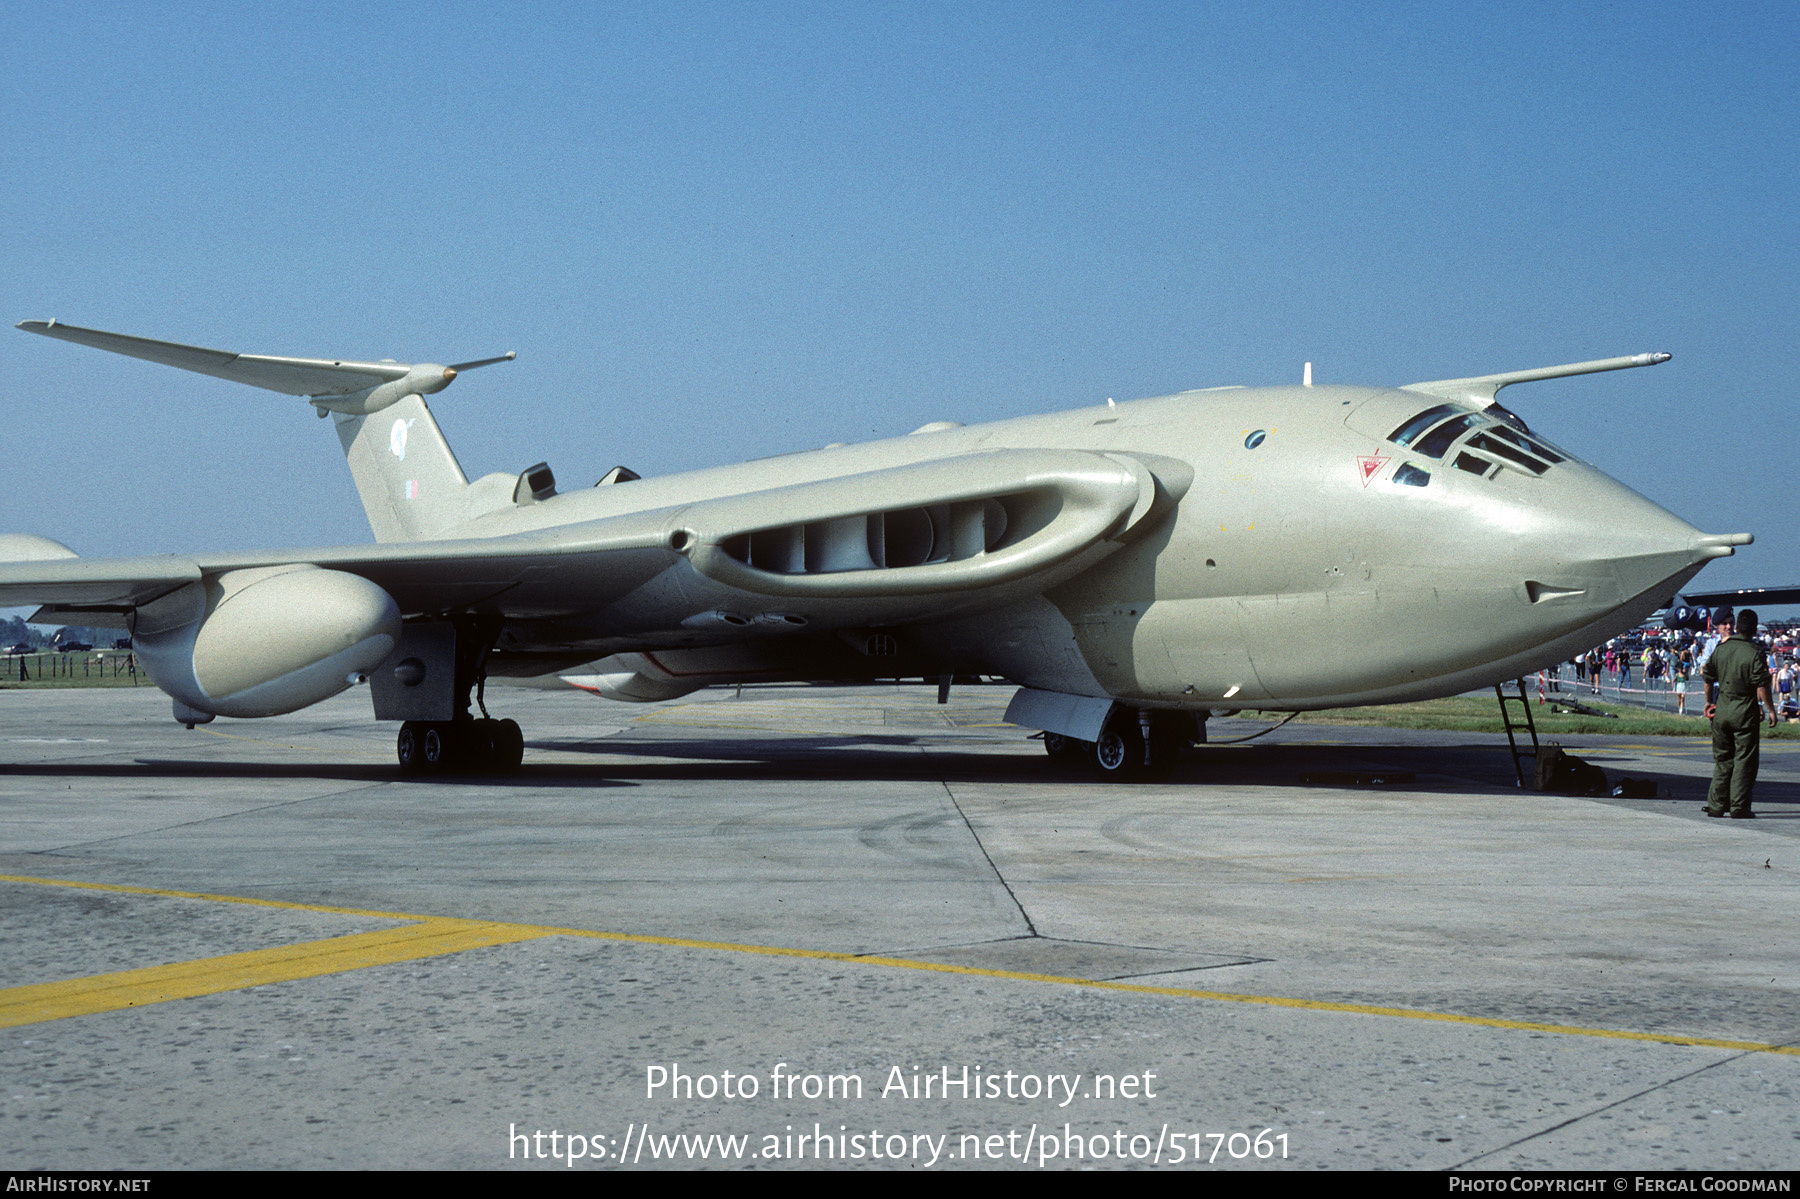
<box><xmin>0</xmin><ymin>918</ymin><xmax>549</xmax><ymax>1029</ymax></box>
<box><xmin>2</xmin><ymin>872</ymin><xmax>1794</xmax><ymax>1058</ymax></box>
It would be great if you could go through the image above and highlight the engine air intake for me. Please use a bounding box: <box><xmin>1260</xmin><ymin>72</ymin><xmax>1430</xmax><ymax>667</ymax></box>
<box><xmin>720</xmin><ymin>497</ymin><xmax>1022</xmax><ymax>575</ymax></box>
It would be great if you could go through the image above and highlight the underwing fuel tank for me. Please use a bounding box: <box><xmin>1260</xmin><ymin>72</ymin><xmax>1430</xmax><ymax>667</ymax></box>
<box><xmin>131</xmin><ymin>564</ymin><xmax>402</xmax><ymax>720</ymax></box>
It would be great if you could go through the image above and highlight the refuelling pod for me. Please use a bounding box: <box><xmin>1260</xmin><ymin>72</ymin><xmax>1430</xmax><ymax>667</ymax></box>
<box><xmin>564</xmin><ymin>652</ymin><xmax>706</xmax><ymax>703</ymax></box>
<box><xmin>132</xmin><ymin>564</ymin><xmax>402</xmax><ymax>719</ymax></box>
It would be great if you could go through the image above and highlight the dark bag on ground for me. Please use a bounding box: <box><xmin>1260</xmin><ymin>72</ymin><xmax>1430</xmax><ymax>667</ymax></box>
<box><xmin>1534</xmin><ymin>745</ymin><xmax>1608</xmax><ymax>796</ymax></box>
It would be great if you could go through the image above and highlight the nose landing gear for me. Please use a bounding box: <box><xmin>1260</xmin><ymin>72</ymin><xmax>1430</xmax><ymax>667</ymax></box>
<box><xmin>1042</xmin><ymin>706</ymin><xmax>1192</xmax><ymax>781</ymax></box>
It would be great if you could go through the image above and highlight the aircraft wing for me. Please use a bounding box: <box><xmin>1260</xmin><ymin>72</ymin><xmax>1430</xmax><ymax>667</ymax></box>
<box><xmin>1680</xmin><ymin>585</ymin><xmax>1800</xmax><ymax>607</ymax></box>
<box><xmin>2</xmin><ymin>448</ymin><xmax>1187</xmax><ymax>647</ymax></box>
<box><xmin>0</xmin><ymin>524</ymin><xmax>674</xmax><ymax>626</ymax></box>
<box><xmin>0</xmin><ymin>556</ymin><xmax>204</xmax><ymax>611</ymax></box>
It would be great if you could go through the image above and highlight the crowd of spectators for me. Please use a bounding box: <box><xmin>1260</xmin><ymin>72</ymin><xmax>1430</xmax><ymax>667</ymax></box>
<box><xmin>1552</xmin><ymin>614</ymin><xmax>1799</xmax><ymax>719</ymax></box>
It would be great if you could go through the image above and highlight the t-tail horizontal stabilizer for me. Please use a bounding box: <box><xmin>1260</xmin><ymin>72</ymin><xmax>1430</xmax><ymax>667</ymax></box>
<box><xmin>15</xmin><ymin>319</ymin><xmax>513</xmax><ymax>416</ymax></box>
<box><xmin>1403</xmin><ymin>352</ymin><xmax>1671</xmax><ymax>409</ymax></box>
<box><xmin>15</xmin><ymin>320</ymin><xmax>519</xmax><ymax>544</ymax></box>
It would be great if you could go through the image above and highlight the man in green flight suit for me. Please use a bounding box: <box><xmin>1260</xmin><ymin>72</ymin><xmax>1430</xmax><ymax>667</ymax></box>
<box><xmin>1702</xmin><ymin>608</ymin><xmax>1778</xmax><ymax>818</ymax></box>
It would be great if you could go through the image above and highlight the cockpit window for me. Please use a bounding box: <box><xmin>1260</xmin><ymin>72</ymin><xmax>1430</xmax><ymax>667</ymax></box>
<box><xmin>1387</xmin><ymin>404</ymin><xmax>1463</xmax><ymax>447</ymax></box>
<box><xmin>1413</xmin><ymin>414</ymin><xmax>1482</xmax><ymax>459</ymax></box>
<box><xmin>1479</xmin><ymin>423</ymin><xmax>1564</xmax><ymax>464</ymax></box>
<box><xmin>1380</xmin><ymin>399</ymin><xmax>1572</xmax><ymax>480</ymax></box>
<box><xmin>1487</xmin><ymin>402</ymin><xmax>1531</xmax><ymax>433</ymax></box>
<box><xmin>1393</xmin><ymin>463</ymin><xmax>1431</xmax><ymax>487</ymax></box>
<box><xmin>1453</xmin><ymin>452</ymin><xmax>1492</xmax><ymax>476</ymax></box>
<box><xmin>1467</xmin><ymin>432</ymin><xmax>1550</xmax><ymax>475</ymax></box>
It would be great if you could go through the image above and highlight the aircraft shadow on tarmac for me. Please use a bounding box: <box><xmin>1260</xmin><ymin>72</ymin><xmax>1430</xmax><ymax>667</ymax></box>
<box><xmin>2</xmin><ymin>735</ymin><xmax>1792</xmax><ymax>805</ymax></box>
<box><xmin>532</xmin><ymin>734</ymin><xmax>1800</xmax><ymax>804</ymax></box>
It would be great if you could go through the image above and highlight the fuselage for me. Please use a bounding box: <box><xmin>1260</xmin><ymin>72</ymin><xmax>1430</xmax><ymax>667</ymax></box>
<box><xmin>496</xmin><ymin>383</ymin><xmax>1729</xmax><ymax>710</ymax></box>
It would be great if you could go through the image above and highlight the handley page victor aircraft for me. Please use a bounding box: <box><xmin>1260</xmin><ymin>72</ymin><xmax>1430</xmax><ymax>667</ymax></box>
<box><xmin>1</xmin><ymin>321</ymin><xmax>1749</xmax><ymax>778</ymax></box>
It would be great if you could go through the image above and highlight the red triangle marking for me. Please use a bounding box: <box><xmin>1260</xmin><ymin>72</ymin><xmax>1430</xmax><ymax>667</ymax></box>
<box><xmin>1358</xmin><ymin>455</ymin><xmax>1389</xmax><ymax>486</ymax></box>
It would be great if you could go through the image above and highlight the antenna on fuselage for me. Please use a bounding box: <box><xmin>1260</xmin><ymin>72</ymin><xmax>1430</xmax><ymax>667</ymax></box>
<box><xmin>1303</xmin><ymin>362</ymin><xmax>1313</xmax><ymax>387</ymax></box>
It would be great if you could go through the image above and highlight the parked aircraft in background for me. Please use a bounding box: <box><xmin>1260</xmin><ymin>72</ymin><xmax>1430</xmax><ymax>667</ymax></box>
<box><xmin>0</xmin><ymin>320</ymin><xmax>1747</xmax><ymax>778</ymax></box>
<box><xmin>1675</xmin><ymin>586</ymin><xmax>1800</xmax><ymax>616</ymax></box>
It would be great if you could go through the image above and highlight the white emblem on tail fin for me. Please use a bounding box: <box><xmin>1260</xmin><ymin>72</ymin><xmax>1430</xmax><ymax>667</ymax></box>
<box><xmin>389</xmin><ymin>417</ymin><xmax>417</xmax><ymax>460</ymax></box>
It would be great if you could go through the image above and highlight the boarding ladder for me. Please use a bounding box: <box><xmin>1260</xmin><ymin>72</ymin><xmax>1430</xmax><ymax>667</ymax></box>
<box><xmin>1495</xmin><ymin>678</ymin><xmax>1541</xmax><ymax>787</ymax></box>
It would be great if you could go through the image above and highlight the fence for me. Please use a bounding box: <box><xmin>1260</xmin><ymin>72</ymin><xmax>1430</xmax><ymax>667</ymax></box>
<box><xmin>1539</xmin><ymin>665</ymin><xmax>1695</xmax><ymax>714</ymax></box>
<box><xmin>5</xmin><ymin>652</ymin><xmax>139</xmax><ymax>684</ymax></box>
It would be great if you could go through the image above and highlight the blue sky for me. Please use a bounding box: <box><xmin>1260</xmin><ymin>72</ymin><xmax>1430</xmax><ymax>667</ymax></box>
<box><xmin>2</xmin><ymin>2</ymin><xmax>1795</xmax><ymax>603</ymax></box>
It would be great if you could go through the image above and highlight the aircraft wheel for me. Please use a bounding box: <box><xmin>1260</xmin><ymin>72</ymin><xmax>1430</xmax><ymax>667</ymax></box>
<box><xmin>421</xmin><ymin>723</ymin><xmax>453</xmax><ymax>772</ymax></box>
<box><xmin>396</xmin><ymin>722</ymin><xmax>425</xmax><ymax>773</ymax></box>
<box><xmin>466</xmin><ymin>719</ymin><xmax>499</xmax><ymax>770</ymax></box>
<box><xmin>494</xmin><ymin>718</ymin><xmax>524</xmax><ymax>770</ymax></box>
<box><xmin>1089</xmin><ymin>717</ymin><xmax>1145</xmax><ymax>781</ymax></box>
<box><xmin>1043</xmin><ymin>731</ymin><xmax>1085</xmax><ymax>765</ymax></box>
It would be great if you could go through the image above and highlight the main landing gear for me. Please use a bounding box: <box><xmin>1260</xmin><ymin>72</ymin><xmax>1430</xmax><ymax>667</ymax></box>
<box><xmin>396</xmin><ymin>717</ymin><xmax>524</xmax><ymax>774</ymax></box>
<box><xmin>1044</xmin><ymin>707</ymin><xmax>1197</xmax><ymax>781</ymax></box>
<box><xmin>393</xmin><ymin>614</ymin><xmax>525</xmax><ymax>774</ymax></box>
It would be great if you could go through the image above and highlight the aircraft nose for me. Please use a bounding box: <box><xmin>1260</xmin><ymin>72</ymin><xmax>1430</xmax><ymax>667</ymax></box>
<box><xmin>1592</xmin><ymin>529</ymin><xmax>1748</xmax><ymax>608</ymax></box>
<box><xmin>1531</xmin><ymin>471</ymin><xmax>1749</xmax><ymax>609</ymax></box>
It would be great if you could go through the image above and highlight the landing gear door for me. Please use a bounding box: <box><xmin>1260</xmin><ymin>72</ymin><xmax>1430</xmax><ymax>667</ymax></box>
<box><xmin>369</xmin><ymin>623</ymin><xmax>457</xmax><ymax>722</ymax></box>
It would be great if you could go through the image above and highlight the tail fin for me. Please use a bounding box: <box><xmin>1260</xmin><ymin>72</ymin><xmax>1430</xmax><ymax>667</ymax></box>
<box><xmin>333</xmin><ymin>398</ymin><xmax>475</xmax><ymax>542</ymax></box>
<box><xmin>15</xmin><ymin>320</ymin><xmax>514</xmax><ymax>544</ymax></box>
